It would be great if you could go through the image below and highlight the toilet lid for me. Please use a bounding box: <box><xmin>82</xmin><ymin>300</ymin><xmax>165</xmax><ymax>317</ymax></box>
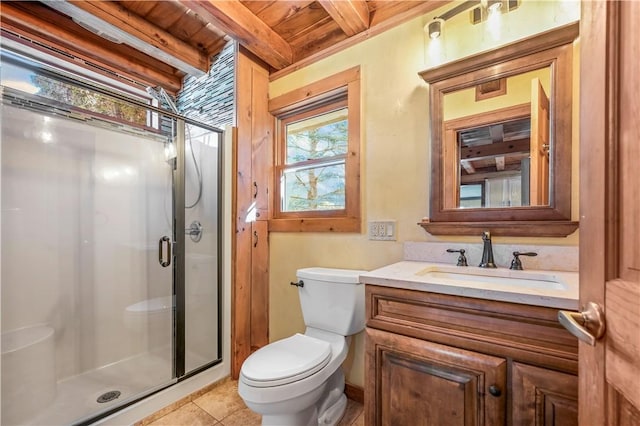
<box><xmin>241</xmin><ymin>333</ymin><xmax>331</xmax><ymax>387</ymax></box>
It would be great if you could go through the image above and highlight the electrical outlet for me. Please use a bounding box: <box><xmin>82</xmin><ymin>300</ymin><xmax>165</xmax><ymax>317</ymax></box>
<box><xmin>368</xmin><ymin>220</ymin><xmax>396</xmax><ymax>241</ymax></box>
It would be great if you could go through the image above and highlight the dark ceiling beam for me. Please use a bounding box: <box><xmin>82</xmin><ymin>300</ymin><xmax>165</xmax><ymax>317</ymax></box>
<box><xmin>317</xmin><ymin>0</ymin><xmax>370</xmax><ymax>36</ymax></box>
<box><xmin>181</xmin><ymin>0</ymin><xmax>293</xmax><ymax>70</ymax></box>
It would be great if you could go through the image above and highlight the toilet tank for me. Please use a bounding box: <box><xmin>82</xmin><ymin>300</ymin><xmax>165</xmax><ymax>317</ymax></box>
<box><xmin>296</xmin><ymin>267</ymin><xmax>368</xmax><ymax>336</ymax></box>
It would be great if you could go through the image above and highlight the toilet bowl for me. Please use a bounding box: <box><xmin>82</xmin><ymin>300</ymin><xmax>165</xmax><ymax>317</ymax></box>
<box><xmin>238</xmin><ymin>267</ymin><xmax>366</xmax><ymax>426</ymax></box>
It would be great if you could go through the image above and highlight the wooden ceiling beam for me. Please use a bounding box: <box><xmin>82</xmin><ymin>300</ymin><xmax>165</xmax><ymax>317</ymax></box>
<box><xmin>317</xmin><ymin>0</ymin><xmax>370</xmax><ymax>36</ymax></box>
<box><xmin>461</xmin><ymin>160</ymin><xmax>477</xmax><ymax>174</ymax></box>
<box><xmin>460</xmin><ymin>139</ymin><xmax>531</xmax><ymax>162</ymax></box>
<box><xmin>0</xmin><ymin>2</ymin><xmax>182</xmax><ymax>92</ymax></box>
<box><xmin>48</xmin><ymin>1</ymin><xmax>209</xmax><ymax>76</ymax></box>
<box><xmin>181</xmin><ymin>0</ymin><xmax>293</xmax><ymax>69</ymax></box>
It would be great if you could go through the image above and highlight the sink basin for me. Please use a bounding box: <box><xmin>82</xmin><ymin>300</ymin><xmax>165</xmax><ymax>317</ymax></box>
<box><xmin>415</xmin><ymin>265</ymin><xmax>568</xmax><ymax>291</ymax></box>
<box><xmin>360</xmin><ymin>261</ymin><xmax>579</xmax><ymax>310</ymax></box>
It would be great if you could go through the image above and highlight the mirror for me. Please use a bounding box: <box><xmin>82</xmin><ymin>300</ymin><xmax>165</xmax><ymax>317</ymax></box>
<box><xmin>419</xmin><ymin>23</ymin><xmax>579</xmax><ymax>236</ymax></box>
<box><xmin>446</xmin><ymin>67</ymin><xmax>551</xmax><ymax>208</ymax></box>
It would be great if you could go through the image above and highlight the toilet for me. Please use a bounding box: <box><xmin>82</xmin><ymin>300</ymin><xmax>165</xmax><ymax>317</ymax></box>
<box><xmin>238</xmin><ymin>267</ymin><xmax>367</xmax><ymax>426</ymax></box>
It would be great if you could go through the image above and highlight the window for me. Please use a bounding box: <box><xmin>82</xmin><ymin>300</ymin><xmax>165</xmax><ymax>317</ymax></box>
<box><xmin>269</xmin><ymin>67</ymin><xmax>361</xmax><ymax>232</ymax></box>
<box><xmin>1</xmin><ymin>51</ymin><xmax>152</xmax><ymax>128</ymax></box>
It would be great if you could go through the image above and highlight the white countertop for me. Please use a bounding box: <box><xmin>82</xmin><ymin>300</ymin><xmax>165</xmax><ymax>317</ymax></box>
<box><xmin>360</xmin><ymin>261</ymin><xmax>579</xmax><ymax>310</ymax></box>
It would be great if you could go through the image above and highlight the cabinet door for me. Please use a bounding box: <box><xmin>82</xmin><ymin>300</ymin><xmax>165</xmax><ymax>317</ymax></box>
<box><xmin>366</xmin><ymin>328</ymin><xmax>506</xmax><ymax>426</ymax></box>
<box><xmin>512</xmin><ymin>362</ymin><xmax>578</xmax><ymax>426</ymax></box>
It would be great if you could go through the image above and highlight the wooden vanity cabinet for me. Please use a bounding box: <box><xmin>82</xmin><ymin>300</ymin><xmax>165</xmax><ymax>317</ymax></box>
<box><xmin>364</xmin><ymin>285</ymin><xmax>579</xmax><ymax>426</ymax></box>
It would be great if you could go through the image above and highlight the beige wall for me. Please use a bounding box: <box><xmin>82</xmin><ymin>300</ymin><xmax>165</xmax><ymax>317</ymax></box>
<box><xmin>268</xmin><ymin>1</ymin><xmax>580</xmax><ymax>388</ymax></box>
<box><xmin>444</xmin><ymin>68</ymin><xmax>551</xmax><ymax>120</ymax></box>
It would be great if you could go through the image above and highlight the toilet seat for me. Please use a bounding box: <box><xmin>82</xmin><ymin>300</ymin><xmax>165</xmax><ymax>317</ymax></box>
<box><xmin>240</xmin><ymin>333</ymin><xmax>331</xmax><ymax>388</ymax></box>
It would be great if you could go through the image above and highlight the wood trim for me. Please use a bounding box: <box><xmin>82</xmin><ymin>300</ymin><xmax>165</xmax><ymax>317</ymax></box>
<box><xmin>269</xmin><ymin>66</ymin><xmax>359</xmax><ymax>115</ymax></box>
<box><xmin>182</xmin><ymin>0</ymin><xmax>293</xmax><ymax>70</ymax></box>
<box><xmin>345</xmin><ymin>383</ymin><xmax>364</xmax><ymax>404</ymax></box>
<box><xmin>418</xmin><ymin>220</ymin><xmax>579</xmax><ymax>237</ymax></box>
<box><xmin>269</xmin><ymin>67</ymin><xmax>361</xmax><ymax>233</ymax></box>
<box><xmin>578</xmin><ymin>2</ymin><xmax>611</xmax><ymax>423</ymax></box>
<box><xmin>269</xmin><ymin>1</ymin><xmax>445</xmax><ymax>81</ymax></box>
<box><xmin>268</xmin><ymin>217</ymin><xmax>360</xmax><ymax>233</ymax></box>
<box><xmin>420</xmin><ymin>23</ymin><xmax>577</xmax><ymax>234</ymax></box>
<box><xmin>67</xmin><ymin>0</ymin><xmax>210</xmax><ymax>73</ymax></box>
<box><xmin>0</xmin><ymin>3</ymin><xmax>182</xmax><ymax>92</ymax></box>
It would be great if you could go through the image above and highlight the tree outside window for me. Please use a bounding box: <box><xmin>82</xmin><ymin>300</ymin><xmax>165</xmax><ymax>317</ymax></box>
<box><xmin>283</xmin><ymin>108</ymin><xmax>348</xmax><ymax>212</ymax></box>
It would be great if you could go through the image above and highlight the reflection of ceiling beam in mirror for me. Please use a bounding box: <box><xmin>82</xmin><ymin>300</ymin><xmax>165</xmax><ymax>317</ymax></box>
<box><xmin>495</xmin><ymin>156</ymin><xmax>505</xmax><ymax>171</ymax></box>
<box><xmin>460</xmin><ymin>138</ymin><xmax>529</xmax><ymax>161</ymax></box>
<box><xmin>461</xmin><ymin>160</ymin><xmax>476</xmax><ymax>174</ymax></box>
<box><xmin>461</xmin><ymin>167</ymin><xmax>520</xmax><ymax>184</ymax></box>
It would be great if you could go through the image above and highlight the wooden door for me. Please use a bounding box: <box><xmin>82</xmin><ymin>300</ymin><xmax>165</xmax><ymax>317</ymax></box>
<box><xmin>366</xmin><ymin>327</ymin><xmax>506</xmax><ymax>426</ymax></box>
<box><xmin>530</xmin><ymin>77</ymin><xmax>550</xmax><ymax>206</ymax></box>
<box><xmin>233</xmin><ymin>48</ymin><xmax>271</xmax><ymax>377</ymax></box>
<box><xmin>579</xmin><ymin>2</ymin><xmax>640</xmax><ymax>425</ymax></box>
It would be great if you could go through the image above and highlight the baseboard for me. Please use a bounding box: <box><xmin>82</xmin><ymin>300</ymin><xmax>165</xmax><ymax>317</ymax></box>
<box><xmin>345</xmin><ymin>383</ymin><xmax>364</xmax><ymax>404</ymax></box>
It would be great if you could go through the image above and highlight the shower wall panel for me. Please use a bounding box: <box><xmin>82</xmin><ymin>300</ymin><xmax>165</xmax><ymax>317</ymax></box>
<box><xmin>1</xmin><ymin>104</ymin><xmax>172</xmax><ymax>380</ymax></box>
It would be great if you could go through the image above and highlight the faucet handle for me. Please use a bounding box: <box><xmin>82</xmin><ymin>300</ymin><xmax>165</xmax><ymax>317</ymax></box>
<box><xmin>446</xmin><ymin>248</ymin><xmax>468</xmax><ymax>266</ymax></box>
<box><xmin>510</xmin><ymin>251</ymin><xmax>538</xmax><ymax>270</ymax></box>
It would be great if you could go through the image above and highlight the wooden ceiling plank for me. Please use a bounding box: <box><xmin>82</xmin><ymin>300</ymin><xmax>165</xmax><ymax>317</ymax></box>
<box><xmin>290</xmin><ymin>20</ymin><xmax>346</xmax><ymax>61</ymax></box>
<box><xmin>118</xmin><ymin>1</ymin><xmax>156</xmax><ymax>18</ymax></box>
<box><xmin>182</xmin><ymin>0</ymin><xmax>293</xmax><ymax>69</ymax></box>
<box><xmin>317</xmin><ymin>0</ymin><xmax>370</xmax><ymax>36</ymax></box>
<box><xmin>250</xmin><ymin>0</ymin><xmax>316</xmax><ymax>28</ymax></box>
<box><xmin>67</xmin><ymin>1</ymin><xmax>209</xmax><ymax>74</ymax></box>
<box><xmin>272</xmin><ymin>4</ymin><xmax>331</xmax><ymax>40</ymax></box>
<box><xmin>460</xmin><ymin>138</ymin><xmax>531</xmax><ymax>162</ymax></box>
<box><xmin>1</xmin><ymin>3</ymin><xmax>182</xmax><ymax>92</ymax></box>
<box><xmin>271</xmin><ymin>0</ymin><xmax>445</xmax><ymax>80</ymax></box>
<box><xmin>241</xmin><ymin>1</ymin><xmax>278</xmax><ymax>16</ymax></box>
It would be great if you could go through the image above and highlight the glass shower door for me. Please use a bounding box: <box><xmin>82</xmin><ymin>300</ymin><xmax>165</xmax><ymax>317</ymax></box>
<box><xmin>1</xmin><ymin>101</ymin><xmax>176</xmax><ymax>425</ymax></box>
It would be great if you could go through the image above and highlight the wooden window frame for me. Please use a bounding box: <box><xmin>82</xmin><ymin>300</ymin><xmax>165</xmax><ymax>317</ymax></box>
<box><xmin>268</xmin><ymin>66</ymin><xmax>361</xmax><ymax>232</ymax></box>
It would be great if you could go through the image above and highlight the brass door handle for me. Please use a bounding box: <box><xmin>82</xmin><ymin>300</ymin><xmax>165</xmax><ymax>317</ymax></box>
<box><xmin>558</xmin><ymin>302</ymin><xmax>605</xmax><ymax>346</ymax></box>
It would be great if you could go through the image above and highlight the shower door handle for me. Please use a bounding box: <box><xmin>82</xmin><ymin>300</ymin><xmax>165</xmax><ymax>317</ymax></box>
<box><xmin>158</xmin><ymin>236</ymin><xmax>172</xmax><ymax>267</ymax></box>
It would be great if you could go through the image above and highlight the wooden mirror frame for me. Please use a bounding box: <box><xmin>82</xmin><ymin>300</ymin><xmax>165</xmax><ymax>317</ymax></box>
<box><xmin>418</xmin><ymin>23</ymin><xmax>579</xmax><ymax>237</ymax></box>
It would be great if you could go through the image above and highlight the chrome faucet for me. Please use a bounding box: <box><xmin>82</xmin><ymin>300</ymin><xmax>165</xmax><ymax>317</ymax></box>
<box><xmin>479</xmin><ymin>231</ymin><xmax>497</xmax><ymax>268</ymax></box>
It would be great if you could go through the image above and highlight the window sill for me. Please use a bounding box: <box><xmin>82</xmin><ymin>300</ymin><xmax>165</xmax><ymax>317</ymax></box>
<box><xmin>268</xmin><ymin>217</ymin><xmax>360</xmax><ymax>233</ymax></box>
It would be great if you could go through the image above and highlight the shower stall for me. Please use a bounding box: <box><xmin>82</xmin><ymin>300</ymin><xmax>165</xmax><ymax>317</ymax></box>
<box><xmin>0</xmin><ymin>52</ymin><xmax>224</xmax><ymax>425</ymax></box>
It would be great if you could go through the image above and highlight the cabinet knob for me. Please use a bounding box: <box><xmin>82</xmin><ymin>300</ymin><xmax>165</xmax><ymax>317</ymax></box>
<box><xmin>488</xmin><ymin>385</ymin><xmax>502</xmax><ymax>397</ymax></box>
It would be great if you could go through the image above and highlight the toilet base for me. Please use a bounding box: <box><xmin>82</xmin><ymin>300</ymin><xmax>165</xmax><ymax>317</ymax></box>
<box><xmin>262</xmin><ymin>405</ymin><xmax>317</xmax><ymax>426</ymax></box>
<box><xmin>318</xmin><ymin>393</ymin><xmax>347</xmax><ymax>426</ymax></box>
<box><xmin>260</xmin><ymin>393</ymin><xmax>346</xmax><ymax>426</ymax></box>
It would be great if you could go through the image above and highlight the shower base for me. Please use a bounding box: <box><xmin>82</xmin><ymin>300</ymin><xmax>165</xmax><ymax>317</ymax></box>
<box><xmin>18</xmin><ymin>350</ymin><xmax>173</xmax><ymax>426</ymax></box>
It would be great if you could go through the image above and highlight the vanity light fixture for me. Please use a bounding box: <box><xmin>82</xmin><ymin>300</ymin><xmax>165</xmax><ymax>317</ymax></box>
<box><xmin>485</xmin><ymin>0</ymin><xmax>503</xmax><ymax>14</ymax></box>
<box><xmin>425</xmin><ymin>0</ymin><xmax>508</xmax><ymax>39</ymax></box>
<box><xmin>427</xmin><ymin>18</ymin><xmax>444</xmax><ymax>39</ymax></box>
<box><xmin>472</xmin><ymin>0</ymin><xmax>519</xmax><ymax>25</ymax></box>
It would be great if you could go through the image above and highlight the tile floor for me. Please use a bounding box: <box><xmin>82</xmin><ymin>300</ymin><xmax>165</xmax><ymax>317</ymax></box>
<box><xmin>136</xmin><ymin>379</ymin><xmax>364</xmax><ymax>426</ymax></box>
